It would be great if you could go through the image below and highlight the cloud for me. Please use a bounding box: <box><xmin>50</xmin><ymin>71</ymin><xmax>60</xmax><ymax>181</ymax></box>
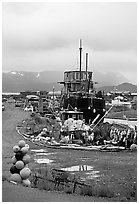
<box><xmin>3</xmin><ymin>2</ymin><xmax>136</xmax><ymax>51</ymax></box>
<box><xmin>2</xmin><ymin>2</ymin><xmax>137</xmax><ymax>84</ymax></box>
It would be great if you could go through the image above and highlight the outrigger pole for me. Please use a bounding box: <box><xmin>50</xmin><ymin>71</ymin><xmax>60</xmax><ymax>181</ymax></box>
<box><xmin>90</xmin><ymin>105</ymin><xmax>114</xmax><ymax>130</ymax></box>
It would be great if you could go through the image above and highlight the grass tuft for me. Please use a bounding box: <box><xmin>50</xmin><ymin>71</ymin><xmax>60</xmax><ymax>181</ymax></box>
<box><xmin>97</xmin><ymin>185</ymin><xmax>114</xmax><ymax>198</ymax></box>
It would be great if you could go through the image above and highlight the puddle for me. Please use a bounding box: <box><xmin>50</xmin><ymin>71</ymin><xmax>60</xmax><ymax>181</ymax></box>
<box><xmin>80</xmin><ymin>158</ymin><xmax>90</xmax><ymax>162</ymax></box>
<box><xmin>61</xmin><ymin>165</ymin><xmax>94</xmax><ymax>172</ymax></box>
<box><xmin>34</xmin><ymin>158</ymin><xmax>53</xmax><ymax>164</ymax></box>
<box><xmin>34</xmin><ymin>152</ymin><xmax>56</xmax><ymax>156</ymax></box>
<box><xmin>31</xmin><ymin>149</ymin><xmax>48</xmax><ymax>153</ymax></box>
<box><xmin>61</xmin><ymin>165</ymin><xmax>100</xmax><ymax>180</ymax></box>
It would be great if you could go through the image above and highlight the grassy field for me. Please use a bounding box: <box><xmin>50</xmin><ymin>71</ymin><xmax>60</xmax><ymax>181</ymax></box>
<box><xmin>2</xmin><ymin>103</ymin><xmax>137</xmax><ymax>202</ymax></box>
<box><xmin>29</xmin><ymin>147</ymin><xmax>137</xmax><ymax>201</ymax></box>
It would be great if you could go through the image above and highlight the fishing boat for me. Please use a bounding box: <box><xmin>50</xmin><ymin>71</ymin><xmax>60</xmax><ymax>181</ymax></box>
<box><xmin>59</xmin><ymin>40</ymin><xmax>106</xmax><ymax>124</ymax></box>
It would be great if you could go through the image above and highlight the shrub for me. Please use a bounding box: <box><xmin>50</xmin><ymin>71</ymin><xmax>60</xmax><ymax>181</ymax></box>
<box><xmin>64</xmin><ymin>188</ymin><xmax>73</xmax><ymax>194</ymax></box>
<box><xmin>97</xmin><ymin>185</ymin><xmax>114</xmax><ymax>198</ymax></box>
<box><xmin>125</xmin><ymin>182</ymin><xmax>137</xmax><ymax>201</ymax></box>
<box><xmin>80</xmin><ymin>186</ymin><xmax>94</xmax><ymax>196</ymax></box>
<box><xmin>2</xmin><ymin>175</ymin><xmax>7</xmax><ymax>181</ymax></box>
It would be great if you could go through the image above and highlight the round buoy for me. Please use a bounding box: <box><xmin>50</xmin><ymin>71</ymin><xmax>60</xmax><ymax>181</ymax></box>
<box><xmin>13</xmin><ymin>145</ymin><xmax>20</xmax><ymax>153</ymax></box>
<box><xmin>20</xmin><ymin>167</ymin><xmax>31</xmax><ymax>179</ymax></box>
<box><xmin>18</xmin><ymin>140</ymin><xmax>26</xmax><ymax>148</ymax></box>
<box><xmin>130</xmin><ymin>144</ymin><xmax>137</xmax><ymax>151</ymax></box>
<box><xmin>22</xmin><ymin>154</ymin><xmax>31</xmax><ymax>164</ymax></box>
<box><xmin>10</xmin><ymin>165</ymin><xmax>20</xmax><ymax>174</ymax></box>
<box><xmin>21</xmin><ymin>147</ymin><xmax>29</xmax><ymax>155</ymax></box>
<box><xmin>11</xmin><ymin>156</ymin><xmax>17</xmax><ymax>164</ymax></box>
<box><xmin>22</xmin><ymin>179</ymin><xmax>31</xmax><ymax>187</ymax></box>
<box><xmin>15</xmin><ymin>151</ymin><xmax>24</xmax><ymax>160</ymax></box>
<box><xmin>15</xmin><ymin>160</ymin><xmax>24</xmax><ymax>170</ymax></box>
<box><xmin>25</xmin><ymin>144</ymin><xmax>29</xmax><ymax>149</ymax></box>
<box><xmin>10</xmin><ymin>173</ymin><xmax>22</xmax><ymax>183</ymax></box>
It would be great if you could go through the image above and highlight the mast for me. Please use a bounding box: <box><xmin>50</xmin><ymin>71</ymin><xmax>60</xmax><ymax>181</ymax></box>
<box><xmin>79</xmin><ymin>39</ymin><xmax>82</xmax><ymax>82</ymax></box>
<box><xmin>86</xmin><ymin>53</ymin><xmax>88</xmax><ymax>80</ymax></box>
<box><xmin>85</xmin><ymin>53</ymin><xmax>88</xmax><ymax>94</ymax></box>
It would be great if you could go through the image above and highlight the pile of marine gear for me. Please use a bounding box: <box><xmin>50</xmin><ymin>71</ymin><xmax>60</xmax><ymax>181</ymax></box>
<box><xmin>17</xmin><ymin>113</ymin><xmax>137</xmax><ymax>150</ymax></box>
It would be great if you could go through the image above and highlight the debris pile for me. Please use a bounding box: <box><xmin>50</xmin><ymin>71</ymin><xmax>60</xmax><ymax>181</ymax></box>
<box><xmin>9</xmin><ymin>140</ymin><xmax>31</xmax><ymax>186</ymax></box>
<box><xmin>17</xmin><ymin>113</ymin><xmax>137</xmax><ymax>150</ymax></box>
<box><xmin>103</xmin><ymin>123</ymin><xmax>137</xmax><ymax>148</ymax></box>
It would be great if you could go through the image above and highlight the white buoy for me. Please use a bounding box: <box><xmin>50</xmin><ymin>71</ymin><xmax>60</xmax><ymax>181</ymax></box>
<box><xmin>25</xmin><ymin>144</ymin><xmax>30</xmax><ymax>149</ymax></box>
<box><xmin>130</xmin><ymin>144</ymin><xmax>137</xmax><ymax>151</ymax></box>
<box><xmin>22</xmin><ymin>179</ymin><xmax>31</xmax><ymax>187</ymax></box>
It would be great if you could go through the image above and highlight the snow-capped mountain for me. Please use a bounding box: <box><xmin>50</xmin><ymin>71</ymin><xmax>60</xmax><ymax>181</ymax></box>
<box><xmin>2</xmin><ymin>70</ymin><xmax>136</xmax><ymax>93</ymax></box>
<box><xmin>2</xmin><ymin>71</ymin><xmax>63</xmax><ymax>92</ymax></box>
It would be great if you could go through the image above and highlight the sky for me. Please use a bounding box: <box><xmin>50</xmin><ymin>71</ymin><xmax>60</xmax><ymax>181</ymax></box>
<box><xmin>2</xmin><ymin>2</ymin><xmax>137</xmax><ymax>84</ymax></box>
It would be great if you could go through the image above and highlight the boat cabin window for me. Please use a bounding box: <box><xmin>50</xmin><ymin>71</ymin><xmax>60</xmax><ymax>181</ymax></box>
<box><xmin>82</xmin><ymin>72</ymin><xmax>86</xmax><ymax>80</ymax></box>
<box><xmin>76</xmin><ymin>72</ymin><xmax>79</xmax><ymax>80</ymax></box>
<box><xmin>61</xmin><ymin>112</ymin><xmax>83</xmax><ymax>122</ymax></box>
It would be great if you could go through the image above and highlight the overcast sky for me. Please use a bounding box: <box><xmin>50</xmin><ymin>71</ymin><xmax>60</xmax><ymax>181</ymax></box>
<box><xmin>2</xmin><ymin>2</ymin><xmax>137</xmax><ymax>84</ymax></box>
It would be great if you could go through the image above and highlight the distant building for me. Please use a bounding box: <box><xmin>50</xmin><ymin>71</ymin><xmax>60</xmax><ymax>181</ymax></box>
<box><xmin>20</xmin><ymin>90</ymin><xmax>49</xmax><ymax>99</ymax></box>
<box><xmin>111</xmin><ymin>95</ymin><xmax>132</xmax><ymax>108</ymax></box>
<box><xmin>20</xmin><ymin>91</ymin><xmax>38</xmax><ymax>99</ymax></box>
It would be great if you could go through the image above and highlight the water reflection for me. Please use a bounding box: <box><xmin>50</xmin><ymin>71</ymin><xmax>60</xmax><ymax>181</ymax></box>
<box><xmin>61</xmin><ymin>165</ymin><xmax>100</xmax><ymax>179</ymax></box>
<box><xmin>31</xmin><ymin>149</ymin><xmax>47</xmax><ymax>153</ymax></box>
<box><xmin>34</xmin><ymin>152</ymin><xmax>56</xmax><ymax>156</ymax></box>
<box><xmin>34</xmin><ymin>158</ymin><xmax>53</xmax><ymax>164</ymax></box>
<box><xmin>86</xmin><ymin>171</ymin><xmax>100</xmax><ymax>179</ymax></box>
<box><xmin>61</xmin><ymin>165</ymin><xmax>94</xmax><ymax>172</ymax></box>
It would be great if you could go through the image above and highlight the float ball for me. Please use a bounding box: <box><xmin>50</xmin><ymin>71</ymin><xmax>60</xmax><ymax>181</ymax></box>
<box><xmin>10</xmin><ymin>165</ymin><xmax>20</xmax><ymax>174</ymax></box>
<box><xmin>20</xmin><ymin>167</ymin><xmax>31</xmax><ymax>179</ymax></box>
<box><xmin>11</xmin><ymin>156</ymin><xmax>17</xmax><ymax>164</ymax></box>
<box><xmin>10</xmin><ymin>173</ymin><xmax>22</xmax><ymax>183</ymax></box>
<box><xmin>13</xmin><ymin>145</ymin><xmax>20</xmax><ymax>153</ymax></box>
<box><xmin>21</xmin><ymin>147</ymin><xmax>29</xmax><ymax>155</ymax></box>
<box><xmin>22</xmin><ymin>179</ymin><xmax>31</xmax><ymax>187</ymax></box>
<box><xmin>15</xmin><ymin>160</ymin><xmax>24</xmax><ymax>170</ymax></box>
<box><xmin>25</xmin><ymin>144</ymin><xmax>30</xmax><ymax>149</ymax></box>
<box><xmin>130</xmin><ymin>144</ymin><xmax>137</xmax><ymax>151</ymax></box>
<box><xmin>18</xmin><ymin>140</ymin><xmax>26</xmax><ymax>148</ymax></box>
<box><xmin>22</xmin><ymin>154</ymin><xmax>31</xmax><ymax>164</ymax></box>
<box><xmin>15</xmin><ymin>151</ymin><xmax>24</xmax><ymax>160</ymax></box>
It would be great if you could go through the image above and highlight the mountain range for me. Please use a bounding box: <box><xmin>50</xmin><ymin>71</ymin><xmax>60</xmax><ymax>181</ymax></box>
<box><xmin>2</xmin><ymin>70</ymin><xmax>137</xmax><ymax>93</ymax></box>
<box><xmin>96</xmin><ymin>83</ymin><xmax>137</xmax><ymax>93</ymax></box>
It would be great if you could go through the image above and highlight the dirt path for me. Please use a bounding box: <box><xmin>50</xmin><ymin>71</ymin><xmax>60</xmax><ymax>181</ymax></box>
<box><xmin>3</xmin><ymin>181</ymin><xmax>105</xmax><ymax>202</ymax></box>
<box><xmin>2</xmin><ymin>103</ymin><xmax>109</xmax><ymax>202</ymax></box>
